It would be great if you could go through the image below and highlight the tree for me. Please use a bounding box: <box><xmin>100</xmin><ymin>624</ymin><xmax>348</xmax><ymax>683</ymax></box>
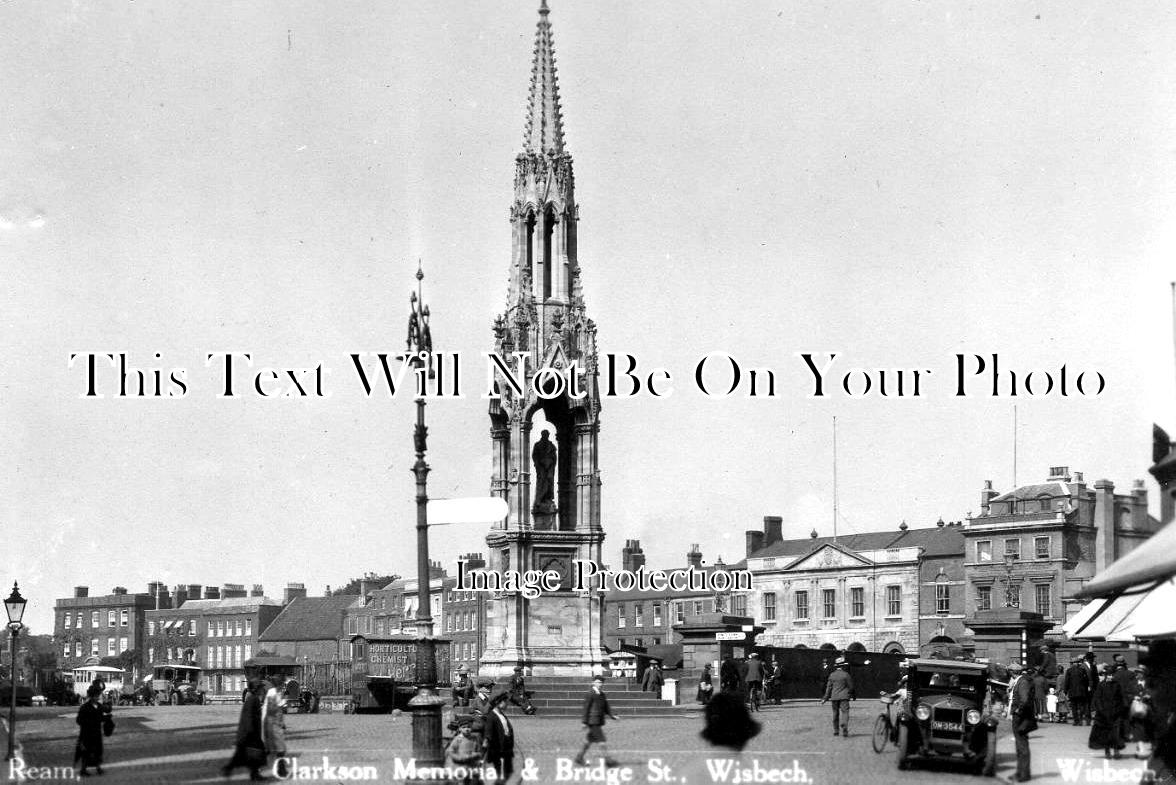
<box><xmin>329</xmin><ymin>573</ymin><xmax>398</xmax><ymax>596</ymax></box>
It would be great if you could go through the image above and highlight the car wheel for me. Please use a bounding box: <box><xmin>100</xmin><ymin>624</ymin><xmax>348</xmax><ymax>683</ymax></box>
<box><xmin>895</xmin><ymin>723</ymin><xmax>910</xmax><ymax>770</ymax></box>
<box><xmin>982</xmin><ymin>730</ymin><xmax>997</xmax><ymax>777</ymax></box>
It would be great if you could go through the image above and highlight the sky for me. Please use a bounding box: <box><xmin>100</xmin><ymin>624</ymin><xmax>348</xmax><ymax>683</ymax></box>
<box><xmin>3</xmin><ymin>1</ymin><xmax>1175</xmax><ymax>635</ymax></box>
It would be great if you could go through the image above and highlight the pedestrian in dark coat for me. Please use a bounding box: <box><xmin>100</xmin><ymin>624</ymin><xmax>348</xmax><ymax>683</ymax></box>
<box><xmin>1111</xmin><ymin>655</ymin><xmax>1137</xmax><ymax>744</ymax></box>
<box><xmin>1031</xmin><ymin>666</ymin><xmax>1048</xmax><ymax>720</ymax></box>
<box><xmin>720</xmin><ymin>656</ymin><xmax>740</xmax><ymax>693</ymax></box>
<box><xmin>642</xmin><ymin>662</ymin><xmax>664</xmax><ymax>694</ymax></box>
<box><xmin>1063</xmin><ymin>656</ymin><xmax>1092</xmax><ymax>726</ymax></box>
<box><xmin>696</xmin><ymin>664</ymin><xmax>714</xmax><ymax>705</ymax></box>
<box><xmin>575</xmin><ymin>675</ymin><xmax>619</xmax><ymax>767</ymax></box>
<box><xmin>1089</xmin><ymin>664</ymin><xmax>1126</xmax><ymax>758</ymax></box>
<box><xmin>74</xmin><ymin>684</ymin><xmax>110</xmax><ymax>776</ymax></box>
<box><xmin>222</xmin><ymin>669</ymin><xmax>267</xmax><ymax>780</ymax></box>
<box><xmin>821</xmin><ymin>657</ymin><xmax>855</xmax><ymax>737</ymax></box>
<box><xmin>477</xmin><ymin>690</ymin><xmax>516</xmax><ymax>781</ymax></box>
<box><xmin>1008</xmin><ymin>662</ymin><xmax>1036</xmax><ymax>783</ymax></box>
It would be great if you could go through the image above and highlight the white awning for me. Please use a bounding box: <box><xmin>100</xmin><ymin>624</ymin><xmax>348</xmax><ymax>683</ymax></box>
<box><xmin>1064</xmin><ymin>578</ymin><xmax>1176</xmax><ymax>641</ymax></box>
<box><xmin>1061</xmin><ymin>597</ymin><xmax>1109</xmax><ymax>637</ymax></box>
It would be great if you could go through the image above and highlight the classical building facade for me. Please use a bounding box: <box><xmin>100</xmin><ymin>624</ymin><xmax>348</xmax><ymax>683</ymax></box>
<box><xmin>963</xmin><ymin>465</ymin><xmax>1159</xmax><ymax>638</ymax></box>
<box><xmin>740</xmin><ymin>519</ymin><xmax>966</xmax><ymax>655</ymax></box>
<box><xmin>480</xmin><ymin>1</ymin><xmax>607</xmax><ymax>677</ymax></box>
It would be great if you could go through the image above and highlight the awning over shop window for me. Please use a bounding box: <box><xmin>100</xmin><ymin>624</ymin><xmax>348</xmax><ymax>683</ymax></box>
<box><xmin>1063</xmin><ymin>578</ymin><xmax>1176</xmax><ymax>641</ymax></box>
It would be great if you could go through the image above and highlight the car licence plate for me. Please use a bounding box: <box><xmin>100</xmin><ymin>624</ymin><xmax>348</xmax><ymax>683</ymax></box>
<box><xmin>932</xmin><ymin>720</ymin><xmax>963</xmax><ymax>732</ymax></box>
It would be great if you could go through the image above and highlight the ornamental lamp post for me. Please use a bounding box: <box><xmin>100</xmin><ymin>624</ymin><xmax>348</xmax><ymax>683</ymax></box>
<box><xmin>403</xmin><ymin>263</ymin><xmax>447</xmax><ymax>773</ymax></box>
<box><xmin>1002</xmin><ymin>552</ymin><xmax>1019</xmax><ymax>609</ymax></box>
<box><xmin>5</xmin><ymin>582</ymin><xmax>27</xmax><ymax>761</ymax></box>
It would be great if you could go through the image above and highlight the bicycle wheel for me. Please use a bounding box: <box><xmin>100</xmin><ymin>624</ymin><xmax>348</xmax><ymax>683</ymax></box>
<box><xmin>871</xmin><ymin>714</ymin><xmax>890</xmax><ymax>753</ymax></box>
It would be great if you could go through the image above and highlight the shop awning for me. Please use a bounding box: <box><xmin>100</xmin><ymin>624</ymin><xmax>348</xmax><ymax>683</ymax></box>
<box><xmin>1063</xmin><ymin>578</ymin><xmax>1176</xmax><ymax>641</ymax></box>
<box><xmin>1078</xmin><ymin>520</ymin><xmax>1176</xmax><ymax>598</ymax></box>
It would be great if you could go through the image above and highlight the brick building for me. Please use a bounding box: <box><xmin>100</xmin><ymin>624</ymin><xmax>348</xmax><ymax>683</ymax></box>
<box><xmin>144</xmin><ymin>583</ymin><xmax>285</xmax><ymax>695</ymax></box>
<box><xmin>257</xmin><ymin>594</ymin><xmax>360</xmax><ymax>663</ymax></box>
<box><xmin>601</xmin><ymin>541</ymin><xmax>729</xmax><ymax>652</ymax></box>
<box><xmin>342</xmin><ymin>559</ymin><xmax>486</xmax><ymax>673</ymax></box>
<box><xmin>54</xmin><ymin>585</ymin><xmax>156</xmax><ymax>671</ymax></box>
<box><xmin>965</xmin><ymin>466</ymin><xmax>1161</xmax><ymax>639</ymax></box>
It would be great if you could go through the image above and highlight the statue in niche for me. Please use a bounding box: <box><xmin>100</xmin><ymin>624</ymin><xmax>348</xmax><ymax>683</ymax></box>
<box><xmin>531</xmin><ymin>429</ymin><xmax>557</xmax><ymax>513</ymax></box>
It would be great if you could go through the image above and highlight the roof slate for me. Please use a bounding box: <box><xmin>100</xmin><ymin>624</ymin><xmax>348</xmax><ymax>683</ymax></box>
<box><xmin>257</xmin><ymin>595</ymin><xmax>359</xmax><ymax>642</ymax></box>
<box><xmin>747</xmin><ymin>525</ymin><xmax>964</xmax><ymax>562</ymax></box>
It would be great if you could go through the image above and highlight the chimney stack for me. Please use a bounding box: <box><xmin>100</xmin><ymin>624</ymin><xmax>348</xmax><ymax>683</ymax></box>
<box><xmin>173</xmin><ymin>585</ymin><xmax>188</xmax><ymax>607</ymax></box>
<box><xmin>686</xmin><ymin>544</ymin><xmax>703</xmax><ymax>569</ymax></box>
<box><xmin>1093</xmin><ymin>479</ymin><xmax>1116</xmax><ymax>572</ymax></box>
<box><xmin>222</xmin><ymin>584</ymin><xmax>246</xmax><ymax>599</ymax></box>
<box><xmin>112</xmin><ymin>586</ymin><xmax>127</xmax><ymax>595</ymax></box>
<box><xmin>745</xmin><ymin>530</ymin><xmax>765</xmax><ymax>557</ymax></box>
<box><xmin>204</xmin><ymin>586</ymin><xmax>221</xmax><ymax>600</ymax></box>
<box><xmin>980</xmin><ymin>480</ymin><xmax>998</xmax><ymax>516</ymax></box>
<box><xmin>187</xmin><ymin>584</ymin><xmax>202</xmax><ymax>600</ymax></box>
<box><xmin>763</xmin><ymin>516</ymin><xmax>783</xmax><ymax>546</ymax></box>
<box><xmin>250</xmin><ymin>584</ymin><xmax>264</xmax><ymax>598</ymax></box>
<box><xmin>462</xmin><ymin>553</ymin><xmax>486</xmax><ymax>569</ymax></box>
<box><xmin>1048</xmin><ymin>466</ymin><xmax>1072</xmax><ymax>482</ymax></box>
<box><xmin>283</xmin><ymin>583</ymin><xmax>307</xmax><ymax>605</ymax></box>
<box><xmin>622</xmin><ymin>540</ymin><xmax>646</xmax><ymax>572</ymax></box>
<box><xmin>74</xmin><ymin>586</ymin><xmax>89</xmax><ymax>598</ymax></box>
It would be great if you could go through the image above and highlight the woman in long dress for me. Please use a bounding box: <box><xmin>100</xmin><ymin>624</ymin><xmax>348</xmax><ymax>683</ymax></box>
<box><xmin>263</xmin><ymin>675</ymin><xmax>290</xmax><ymax>778</ymax></box>
<box><xmin>1089</xmin><ymin>664</ymin><xmax>1126</xmax><ymax>758</ymax></box>
<box><xmin>74</xmin><ymin>684</ymin><xmax>108</xmax><ymax>776</ymax></box>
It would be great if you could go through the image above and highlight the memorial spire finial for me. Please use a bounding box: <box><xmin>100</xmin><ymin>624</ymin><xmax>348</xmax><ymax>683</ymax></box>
<box><xmin>523</xmin><ymin>0</ymin><xmax>565</xmax><ymax>154</ymax></box>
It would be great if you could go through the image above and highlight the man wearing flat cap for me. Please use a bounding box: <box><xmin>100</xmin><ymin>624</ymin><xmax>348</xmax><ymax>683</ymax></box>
<box><xmin>1008</xmin><ymin>662</ymin><xmax>1036</xmax><ymax>782</ymax></box>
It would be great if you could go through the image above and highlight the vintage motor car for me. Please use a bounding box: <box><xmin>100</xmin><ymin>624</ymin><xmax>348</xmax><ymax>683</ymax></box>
<box><xmin>894</xmin><ymin>658</ymin><xmax>998</xmax><ymax>776</ymax></box>
<box><xmin>149</xmin><ymin>663</ymin><xmax>205</xmax><ymax>705</ymax></box>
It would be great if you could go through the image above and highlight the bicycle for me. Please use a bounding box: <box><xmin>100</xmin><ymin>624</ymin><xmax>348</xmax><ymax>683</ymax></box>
<box><xmin>872</xmin><ymin>691</ymin><xmax>900</xmax><ymax>753</ymax></box>
<box><xmin>747</xmin><ymin>682</ymin><xmax>763</xmax><ymax>713</ymax></box>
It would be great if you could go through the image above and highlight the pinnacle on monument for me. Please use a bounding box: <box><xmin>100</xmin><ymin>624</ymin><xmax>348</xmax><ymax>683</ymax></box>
<box><xmin>523</xmin><ymin>0</ymin><xmax>566</xmax><ymax>155</ymax></box>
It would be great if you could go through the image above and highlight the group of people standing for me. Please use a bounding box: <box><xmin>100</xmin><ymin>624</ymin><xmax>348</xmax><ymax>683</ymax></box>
<box><xmin>1006</xmin><ymin>648</ymin><xmax>1159</xmax><ymax>783</ymax></box>
<box><xmin>701</xmin><ymin>652</ymin><xmax>781</xmax><ymax>707</ymax></box>
<box><xmin>1030</xmin><ymin>649</ymin><xmax>1156</xmax><ymax>759</ymax></box>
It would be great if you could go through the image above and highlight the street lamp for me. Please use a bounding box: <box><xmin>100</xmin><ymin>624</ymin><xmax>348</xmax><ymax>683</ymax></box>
<box><xmin>403</xmin><ymin>263</ymin><xmax>446</xmax><ymax>773</ymax></box>
<box><xmin>1002</xmin><ymin>552</ymin><xmax>1019</xmax><ymax>608</ymax></box>
<box><xmin>5</xmin><ymin>582</ymin><xmax>27</xmax><ymax>761</ymax></box>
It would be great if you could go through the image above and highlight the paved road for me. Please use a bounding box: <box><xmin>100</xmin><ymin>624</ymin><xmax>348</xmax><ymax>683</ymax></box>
<box><xmin>8</xmin><ymin>701</ymin><xmax>1025</xmax><ymax>784</ymax></box>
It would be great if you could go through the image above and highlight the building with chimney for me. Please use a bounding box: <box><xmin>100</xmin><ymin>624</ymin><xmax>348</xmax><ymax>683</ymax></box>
<box><xmin>258</xmin><ymin>594</ymin><xmax>360</xmax><ymax>663</ymax></box>
<box><xmin>54</xmin><ymin>585</ymin><xmax>156</xmax><ymax>671</ymax></box>
<box><xmin>143</xmin><ymin>583</ymin><xmax>284</xmax><ymax>695</ymax></box>
<box><xmin>601</xmin><ymin>542</ymin><xmax>732</xmax><ymax>652</ymax></box>
<box><xmin>740</xmin><ymin>518</ymin><xmax>966</xmax><ymax>654</ymax></box>
<box><xmin>480</xmin><ymin>0</ymin><xmax>608</xmax><ymax>677</ymax></box>
<box><xmin>965</xmin><ymin>466</ymin><xmax>1160</xmax><ymax>637</ymax></box>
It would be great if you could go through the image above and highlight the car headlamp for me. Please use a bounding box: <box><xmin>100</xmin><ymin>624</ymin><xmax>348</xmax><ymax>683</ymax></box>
<box><xmin>966</xmin><ymin>709</ymin><xmax>982</xmax><ymax>725</ymax></box>
<box><xmin>915</xmin><ymin>703</ymin><xmax>932</xmax><ymax>721</ymax></box>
